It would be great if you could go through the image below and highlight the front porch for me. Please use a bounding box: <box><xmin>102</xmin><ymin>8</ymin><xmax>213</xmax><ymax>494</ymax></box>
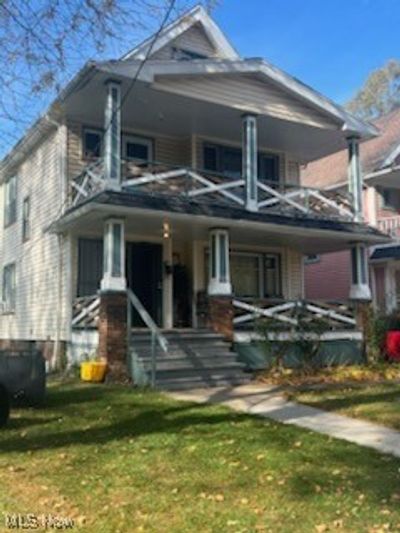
<box><xmin>61</xmin><ymin>203</ymin><xmax>378</xmax><ymax>385</ymax></box>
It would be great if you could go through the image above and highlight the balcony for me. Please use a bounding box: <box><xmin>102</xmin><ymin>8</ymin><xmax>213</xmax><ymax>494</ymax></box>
<box><xmin>377</xmin><ymin>216</ymin><xmax>400</xmax><ymax>239</ymax></box>
<box><xmin>69</xmin><ymin>157</ymin><xmax>356</xmax><ymax>223</ymax></box>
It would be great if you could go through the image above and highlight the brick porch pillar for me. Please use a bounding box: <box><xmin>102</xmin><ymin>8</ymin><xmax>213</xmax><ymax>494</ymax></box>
<box><xmin>207</xmin><ymin>295</ymin><xmax>234</xmax><ymax>341</ymax></box>
<box><xmin>207</xmin><ymin>227</ymin><xmax>233</xmax><ymax>341</ymax></box>
<box><xmin>98</xmin><ymin>217</ymin><xmax>128</xmax><ymax>381</ymax></box>
<box><xmin>98</xmin><ymin>291</ymin><xmax>129</xmax><ymax>380</ymax></box>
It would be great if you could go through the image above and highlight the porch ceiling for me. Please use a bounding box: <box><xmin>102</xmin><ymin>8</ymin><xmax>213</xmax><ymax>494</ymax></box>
<box><xmin>65</xmin><ymin>69</ymin><xmax>354</xmax><ymax>163</ymax></box>
<box><xmin>366</xmin><ymin>166</ymin><xmax>400</xmax><ymax>189</ymax></box>
<box><xmin>51</xmin><ymin>191</ymin><xmax>389</xmax><ymax>255</ymax></box>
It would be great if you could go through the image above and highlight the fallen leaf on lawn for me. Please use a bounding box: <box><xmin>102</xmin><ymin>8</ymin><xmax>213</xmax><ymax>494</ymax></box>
<box><xmin>332</xmin><ymin>469</ymin><xmax>340</xmax><ymax>476</ymax></box>
<box><xmin>256</xmin><ymin>454</ymin><xmax>265</xmax><ymax>461</ymax></box>
<box><xmin>171</xmin><ymin>488</ymin><xmax>178</xmax><ymax>494</ymax></box>
<box><xmin>315</xmin><ymin>525</ymin><xmax>328</xmax><ymax>533</ymax></box>
<box><xmin>315</xmin><ymin>485</ymin><xmax>322</xmax><ymax>493</ymax></box>
<box><xmin>240</xmin><ymin>498</ymin><xmax>249</xmax><ymax>505</ymax></box>
<box><xmin>294</xmin><ymin>441</ymin><xmax>302</xmax><ymax>447</ymax></box>
<box><xmin>227</xmin><ymin>520</ymin><xmax>239</xmax><ymax>526</ymax></box>
<box><xmin>214</xmin><ymin>494</ymin><xmax>225</xmax><ymax>502</ymax></box>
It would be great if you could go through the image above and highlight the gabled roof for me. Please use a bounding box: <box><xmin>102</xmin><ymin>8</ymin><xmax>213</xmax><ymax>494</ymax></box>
<box><xmin>121</xmin><ymin>4</ymin><xmax>239</xmax><ymax>61</ymax></box>
<box><xmin>98</xmin><ymin>58</ymin><xmax>378</xmax><ymax>138</ymax></box>
<box><xmin>302</xmin><ymin>107</ymin><xmax>400</xmax><ymax>189</ymax></box>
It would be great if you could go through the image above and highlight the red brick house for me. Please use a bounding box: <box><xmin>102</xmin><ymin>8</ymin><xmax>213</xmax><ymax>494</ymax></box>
<box><xmin>303</xmin><ymin>108</ymin><xmax>400</xmax><ymax>311</ymax></box>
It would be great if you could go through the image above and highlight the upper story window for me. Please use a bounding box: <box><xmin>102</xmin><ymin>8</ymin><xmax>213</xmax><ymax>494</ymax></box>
<box><xmin>203</xmin><ymin>143</ymin><xmax>280</xmax><ymax>185</ymax></box>
<box><xmin>4</xmin><ymin>175</ymin><xmax>17</xmax><ymax>228</ymax></box>
<box><xmin>380</xmin><ymin>187</ymin><xmax>400</xmax><ymax>211</ymax></box>
<box><xmin>83</xmin><ymin>128</ymin><xmax>103</xmax><ymax>159</ymax></box>
<box><xmin>2</xmin><ymin>263</ymin><xmax>16</xmax><ymax>313</ymax></box>
<box><xmin>172</xmin><ymin>47</ymin><xmax>208</xmax><ymax>61</ymax></box>
<box><xmin>22</xmin><ymin>196</ymin><xmax>30</xmax><ymax>242</ymax></box>
<box><xmin>122</xmin><ymin>135</ymin><xmax>153</xmax><ymax>163</ymax></box>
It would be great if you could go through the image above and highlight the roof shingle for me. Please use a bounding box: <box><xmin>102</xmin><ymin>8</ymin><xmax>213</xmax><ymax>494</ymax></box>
<box><xmin>302</xmin><ymin>107</ymin><xmax>400</xmax><ymax>189</ymax></box>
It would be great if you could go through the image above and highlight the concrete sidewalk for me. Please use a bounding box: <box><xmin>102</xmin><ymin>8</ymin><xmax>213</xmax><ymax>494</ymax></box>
<box><xmin>168</xmin><ymin>383</ymin><xmax>400</xmax><ymax>458</ymax></box>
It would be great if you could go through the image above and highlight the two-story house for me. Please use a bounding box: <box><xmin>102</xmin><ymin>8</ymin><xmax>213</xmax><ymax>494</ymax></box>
<box><xmin>303</xmin><ymin>108</ymin><xmax>400</xmax><ymax>313</ymax></box>
<box><xmin>0</xmin><ymin>5</ymin><xmax>387</xmax><ymax>387</ymax></box>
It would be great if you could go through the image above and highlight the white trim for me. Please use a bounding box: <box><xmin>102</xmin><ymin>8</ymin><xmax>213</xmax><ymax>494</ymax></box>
<box><xmin>349</xmin><ymin>283</ymin><xmax>372</xmax><ymax>301</ymax></box>
<box><xmin>104</xmin><ymin>81</ymin><xmax>121</xmax><ymax>189</ymax></box>
<box><xmin>234</xmin><ymin>331</ymin><xmax>363</xmax><ymax>343</ymax></box>
<box><xmin>162</xmin><ymin>231</ymin><xmax>173</xmax><ymax>329</ymax></box>
<box><xmin>121</xmin><ymin>5</ymin><xmax>239</xmax><ymax>61</ymax></box>
<box><xmin>207</xmin><ymin>228</ymin><xmax>232</xmax><ymax>296</ymax></box>
<box><xmin>97</xmin><ymin>59</ymin><xmax>377</xmax><ymax>138</ymax></box>
<box><xmin>122</xmin><ymin>134</ymin><xmax>154</xmax><ymax>162</ymax></box>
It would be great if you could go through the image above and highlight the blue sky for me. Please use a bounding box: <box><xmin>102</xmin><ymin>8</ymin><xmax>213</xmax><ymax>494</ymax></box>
<box><xmin>213</xmin><ymin>0</ymin><xmax>400</xmax><ymax>104</ymax></box>
<box><xmin>1</xmin><ymin>0</ymin><xmax>399</xmax><ymax>156</ymax></box>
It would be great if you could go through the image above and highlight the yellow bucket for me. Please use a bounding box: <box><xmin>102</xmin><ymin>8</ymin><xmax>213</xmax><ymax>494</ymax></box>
<box><xmin>80</xmin><ymin>361</ymin><xmax>107</xmax><ymax>383</ymax></box>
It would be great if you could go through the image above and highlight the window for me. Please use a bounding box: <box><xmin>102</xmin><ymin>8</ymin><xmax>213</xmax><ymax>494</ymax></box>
<box><xmin>83</xmin><ymin>128</ymin><xmax>102</xmax><ymax>159</ymax></box>
<box><xmin>4</xmin><ymin>176</ymin><xmax>17</xmax><ymax>227</ymax></box>
<box><xmin>228</xmin><ymin>251</ymin><xmax>282</xmax><ymax>298</ymax></box>
<box><xmin>2</xmin><ymin>263</ymin><xmax>16</xmax><ymax>313</ymax></box>
<box><xmin>22</xmin><ymin>196</ymin><xmax>30</xmax><ymax>242</ymax></box>
<box><xmin>172</xmin><ymin>47</ymin><xmax>208</xmax><ymax>60</ymax></box>
<box><xmin>122</xmin><ymin>135</ymin><xmax>153</xmax><ymax>163</ymax></box>
<box><xmin>231</xmin><ymin>253</ymin><xmax>262</xmax><ymax>298</ymax></box>
<box><xmin>380</xmin><ymin>187</ymin><xmax>400</xmax><ymax>211</ymax></box>
<box><xmin>304</xmin><ymin>254</ymin><xmax>320</xmax><ymax>265</ymax></box>
<box><xmin>203</xmin><ymin>143</ymin><xmax>280</xmax><ymax>183</ymax></box>
<box><xmin>259</xmin><ymin>154</ymin><xmax>280</xmax><ymax>187</ymax></box>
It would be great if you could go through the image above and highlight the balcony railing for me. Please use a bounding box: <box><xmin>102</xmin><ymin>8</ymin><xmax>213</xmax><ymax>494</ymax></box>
<box><xmin>377</xmin><ymin>216</ymin><xmax>400</xmax><ymax>238</ymax></box>
<box><xmin>69</xmin><ymin>157</ymin><xmax>355</xmax><ymax>222</ymax></box>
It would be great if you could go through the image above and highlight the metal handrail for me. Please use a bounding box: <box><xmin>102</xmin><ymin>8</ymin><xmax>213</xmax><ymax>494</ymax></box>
<box><xmin>126</xmin><ymin>288</ymin><xmax>168</xmax><ymax>387</ymax></box>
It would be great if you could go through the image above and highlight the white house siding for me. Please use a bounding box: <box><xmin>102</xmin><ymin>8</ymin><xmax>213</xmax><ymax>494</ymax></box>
<box><xmin>287</xmin><ymin>160</ymin><xmax>301</xmax><ymax>186</ymax></box>
<box><xmin>286</xmin><ymin>249</ymin><xmax>304</xmax><ymax>300</ymax></box>
<box><xmin>66</xmin><ymin>120</ymin><xmax>191</xmax><ymax>180</ymax></box>
<box><xmin>154</xmin><ymin>74</ymin><xmax>339</xmax><ymax>130</ymax></box>
<box><xmin>153</xmin><ymin>24</ymin><xmax>217</xmax><ymax>60</ymax></box>
<box><xmin>0</xmin><ymin>126</ymin><xmax>71</xmax><ymax>346</ymax></box>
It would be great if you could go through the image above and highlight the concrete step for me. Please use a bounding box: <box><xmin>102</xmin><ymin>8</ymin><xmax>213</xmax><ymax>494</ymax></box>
<box><xmin>129</xmin><ymin>328</ymin><xmax>250</xmax><ymax>390</ymax></box>
<box><xmin>142</xmin><ymin>358</ymin><xmax>244</xmax><ymax>372</ymax></box>
<box><xmin>158</xmin><ymin>374</ymin><xmax>252</xmax><ymax>391</ymax></box>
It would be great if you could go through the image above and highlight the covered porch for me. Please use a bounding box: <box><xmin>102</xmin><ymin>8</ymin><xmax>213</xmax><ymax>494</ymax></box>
<box><xmin>58</xmin><ymin>197</ymin><xmax>385</xmax><ymax>337</ymax></box>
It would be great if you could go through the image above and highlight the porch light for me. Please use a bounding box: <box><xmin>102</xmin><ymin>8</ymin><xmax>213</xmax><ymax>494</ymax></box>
<box><xmin>163</xmin><ymin>220</ymin><xmax>171</xmax><ymax>239</ymax></box>
<box><xmin>207</xmin><ymin>228</ymin><xmax>232</xmax><ymax>296</ymax></box>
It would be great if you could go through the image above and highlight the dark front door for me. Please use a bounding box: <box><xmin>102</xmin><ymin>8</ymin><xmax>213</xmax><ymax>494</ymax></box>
<box><xmin>126</xmin><ymin>242</ymin><xmax>163</xmax><ymax>327</ymax></box>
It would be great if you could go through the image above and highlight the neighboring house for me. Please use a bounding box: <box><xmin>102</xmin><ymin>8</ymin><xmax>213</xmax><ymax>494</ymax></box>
<box><xmin>0</xmin><ymin>5</ymin><xmax>387</xmax><ymax>380</ymax></box>
<box><xmin>303</xmin><ymin>108</ymin><xmax>400</xmax><ymax>313</ymax></box>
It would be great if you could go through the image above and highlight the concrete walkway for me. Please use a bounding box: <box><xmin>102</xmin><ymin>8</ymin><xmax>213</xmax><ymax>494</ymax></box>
<box><xmin>168</xmin><ymin>383</ymin><xmax>400</xmax><ymax>459</ymax></box>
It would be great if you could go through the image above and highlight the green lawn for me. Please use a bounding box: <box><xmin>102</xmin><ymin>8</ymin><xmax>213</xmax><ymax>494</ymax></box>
<box><xmin>1</xmin><ymin>381</ymin><xmax>400</xmax><ymax>532</ymax></box>
<box><xmin>291</xmin><ymin>383</ymin><xmax>400</xmax><ymax>432</ymax></box>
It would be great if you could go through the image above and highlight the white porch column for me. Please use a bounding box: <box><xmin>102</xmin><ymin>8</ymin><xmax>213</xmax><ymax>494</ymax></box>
<box><xmin>242</xmin><ymin>114</ymin><xmax>258</xmax><ymax>211</ymax></box>
<box><xmin>207</xmin><ymin>228</ymin><xmax>232</xmax><ymax>296</ymax></box>
<box><xmin>100</xmin><ymin>218</ymin><xmax>126</xmax><ymax>292</ymax></box>
<box><xmin>104</xmin><ymin>80</ymin><xmax>121</xmax><ymax>189</ymax></box>
<box><xmin>347</xmin><ymin>136</ymin><xmax>363</xmax><ymax>222</ymax></box>
<box><xmin>349</xmin><ymin>243</ymin><xmax>371</xmax><ymax>301</ymax></box>
<box><xmin>162</xmin><ymin>221</ymin><xmax>173</xmax><ymax>329</ymax></box>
